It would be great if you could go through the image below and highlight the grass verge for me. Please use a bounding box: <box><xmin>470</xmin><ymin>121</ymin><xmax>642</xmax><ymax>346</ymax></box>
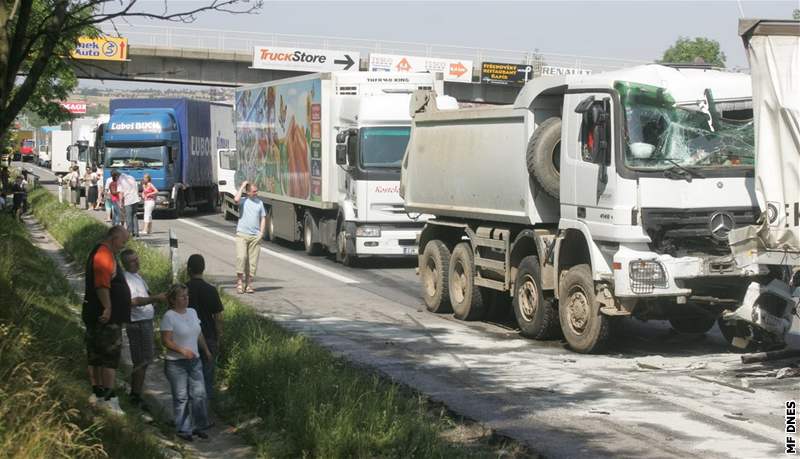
<box><xmin>0</xmin><ymin>212</ymin><xmax>166</xmax><ymax>458</ymax></box>
<box><xmin>28</xmin><ymin>187</ymin><xmax>527</xmax><ymax>458</ymax></box>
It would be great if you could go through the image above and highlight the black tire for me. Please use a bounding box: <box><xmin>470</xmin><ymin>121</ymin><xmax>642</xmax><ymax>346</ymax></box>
<box><xmin>558</xmin><ymin>264</ymin><xmax>610</xmax><ymax>353</ymax></box>
<box><xmin>670</xmin><ymin>314</ymin><xmax>716</xmax><ymax>334</ymax></box>
<box><xmin>527</xmin><ymin>117</ymin><xmax>561</xmax><ymax>199</ymax></box>
<box><xmin>448</xmin><ymin>242</ymin><xmax>486</xmax><ymax>321</ymax></box>
<box><xmin>336</xmin><ymin>228</ymin><xmax>358</xmax><ymax>267</ymax></box>
<box><xmin>303</xmin><ymin>212</ymin><xmax>322</xmax><ymax>255</ymax></box>
<box><xmin>513</xmin><ymin>256</ymin><xmax>559</xmax><ymax>339</ymax></box>
<box><xmin>419</xmin><ymin>240</ymin><xmax>452</xmax><ymax>313</ymax></box>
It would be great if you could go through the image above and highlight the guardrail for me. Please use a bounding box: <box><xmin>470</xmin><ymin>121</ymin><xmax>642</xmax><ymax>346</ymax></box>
<box><xmin>100</xmin><ymin>24</ymin><xmax>651</xmax><ymax>73</ymax></box>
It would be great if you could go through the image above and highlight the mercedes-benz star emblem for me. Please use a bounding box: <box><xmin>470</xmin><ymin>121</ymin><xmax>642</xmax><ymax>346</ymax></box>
<box><xmin>709</xmin><ymin>211</ymin><xmax>735</xmax><ymax>241</ymax></box>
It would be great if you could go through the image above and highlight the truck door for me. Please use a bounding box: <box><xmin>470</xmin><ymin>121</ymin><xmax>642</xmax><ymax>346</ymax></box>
<box><xmin>562</xmin><ymin>92</ymin><xmax>619</xmax><ymax>239</ymax></box>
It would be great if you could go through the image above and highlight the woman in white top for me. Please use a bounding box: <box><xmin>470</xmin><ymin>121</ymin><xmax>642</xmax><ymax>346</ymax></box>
<box><xmin>160</xmin><ymin>283</ymin><xmax>212</xmax><ymax>441</ymax></box>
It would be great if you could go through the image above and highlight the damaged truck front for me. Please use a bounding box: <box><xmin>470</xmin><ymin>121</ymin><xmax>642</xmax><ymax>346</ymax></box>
<box><xmin>402</xmin><ymin>64</ymin><xmax>761</xmax><ymax>353</ymax></box>
<box><xmin>724</xmin><ymin>19</ymin><xmax>800</xmax><ymax>351</ymax></box>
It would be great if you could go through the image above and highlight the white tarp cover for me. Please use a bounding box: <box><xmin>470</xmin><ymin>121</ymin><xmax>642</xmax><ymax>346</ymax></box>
<box><xmin>744</xmin><ymin>24</ymin><xmax>800</xmax><ymax>251</ymax></box>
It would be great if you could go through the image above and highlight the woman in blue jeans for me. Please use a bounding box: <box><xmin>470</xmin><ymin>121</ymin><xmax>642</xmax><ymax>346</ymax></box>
<box><xmin>160</xmin><ymin>283</ymin><xmax>212</xmax><ymax>441</ymax></box>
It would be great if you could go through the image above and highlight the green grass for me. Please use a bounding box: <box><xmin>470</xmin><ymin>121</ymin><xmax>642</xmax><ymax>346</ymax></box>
<box><xmin>27</xmin><ymin>187</ymin><xmax>522</xmax><ymax>458</ymax></box>
<box><xmin>0</xmin><ymin>213</ymin><xmax>166</xmax><ymax>459</ymax></box>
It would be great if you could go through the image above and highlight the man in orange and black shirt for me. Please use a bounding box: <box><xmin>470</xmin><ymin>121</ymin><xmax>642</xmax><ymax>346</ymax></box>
<box><xmin>82</xmin><ymin>225</ymin><xmax>130</xmax><ymax>415</ymax></box>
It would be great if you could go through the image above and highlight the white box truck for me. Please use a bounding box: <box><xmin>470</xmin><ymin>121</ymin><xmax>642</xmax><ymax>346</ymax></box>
<box><xmin>233</xmin><ymin>72</ymin><xmax>447</xmax><ymax>265</ymax></box>
<box><xmin>49</xmin><ymin>130</ymin><xmax>72</xmax><ymax>175</ymax></box>
<box><xmin>402</xmin><ymin>64</ymin><xmax>761</xmax><ymax>353</ymax></box>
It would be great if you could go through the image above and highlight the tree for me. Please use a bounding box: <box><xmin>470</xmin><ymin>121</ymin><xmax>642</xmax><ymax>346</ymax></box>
<box><xmin>0</xmin><ymin>0</ymin><xmax>261</xmax><ymax>143</ymax></box>
<box><xmin>660</xmin><ymin>37</ymin><xmax>726</xmax><ymax>67</ymax></box>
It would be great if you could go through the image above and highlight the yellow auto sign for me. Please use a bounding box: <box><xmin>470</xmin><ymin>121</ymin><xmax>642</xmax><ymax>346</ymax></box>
<box><xmin>71</xmin><ymin>36</ymin><xmax>128</xmax><ymax>61</ymax></box>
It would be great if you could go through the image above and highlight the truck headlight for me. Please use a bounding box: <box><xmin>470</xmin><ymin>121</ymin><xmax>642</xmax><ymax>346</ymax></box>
<box><xmin>356</xmin><ymin>225</ymin><xmax>381</xmax><ymax>237</ymax></box>
<box><xmin>629</xmin><ymin>260</ymin><xmax>667</xmax><ymax>294</ymax></box>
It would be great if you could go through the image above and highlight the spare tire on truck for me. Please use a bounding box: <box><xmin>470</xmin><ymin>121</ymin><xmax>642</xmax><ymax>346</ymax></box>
<box><xmin>526</xmin><ymin>117</ymin><xmax>561</xmax><ymax>199</ymax></box>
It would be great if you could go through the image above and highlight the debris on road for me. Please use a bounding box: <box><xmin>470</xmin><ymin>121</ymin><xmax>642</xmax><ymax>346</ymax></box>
<box><xmin>776</xmin><ymin>367</ymin><xmax>800</xmax><ymax>379</ymax></box>
<box><xmin>689</xmin><ymin>374</ymin><xmax>756</xmax><ymax>393</ymax></box>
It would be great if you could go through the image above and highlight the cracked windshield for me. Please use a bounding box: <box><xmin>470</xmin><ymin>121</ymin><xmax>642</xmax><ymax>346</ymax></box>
<box><xmin>106</xmin><ymin>146</ymin><xmax>165</xmax><ymax>168</ymax></box>
<box><xmin>617</xmin><ymin>81</ymin><xmax>754</xmax><ymax>171</ymax></box>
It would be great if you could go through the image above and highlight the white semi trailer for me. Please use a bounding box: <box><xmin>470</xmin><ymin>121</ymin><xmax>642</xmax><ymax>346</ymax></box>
<box><xmin>402</xmin><ymin>64</ymin><xmax>760</xmax><ymax>353</ymax></box>
<box><xmin>233</xmin><ymin>72</ymin><xmax>449</xmax><ymax>266</ymax></box>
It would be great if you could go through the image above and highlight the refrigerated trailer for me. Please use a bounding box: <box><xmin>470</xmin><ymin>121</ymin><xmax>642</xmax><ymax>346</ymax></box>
<box><xmin>232</xmin><ymin>72</ymin><xmax>449</xmax><ymax>265</ymax></box>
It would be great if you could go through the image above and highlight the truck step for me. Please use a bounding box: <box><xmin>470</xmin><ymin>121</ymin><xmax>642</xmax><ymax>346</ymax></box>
<box><xmin>474</xmin><ymin>276</ymin><xmax>506</xmax><ymax>291</ymax></box>
<box><xmin>474</xmin><ymin>256</ymin><xmax>505</xmax><ymax>272</ymax></box>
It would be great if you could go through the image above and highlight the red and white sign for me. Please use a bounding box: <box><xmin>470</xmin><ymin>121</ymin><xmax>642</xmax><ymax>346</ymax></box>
<box><xmin>369</xmin><ymin>53</ymin><xmax>473</xmax><ymax>83</ymax></box>
<box><xmin>60</xmin><ymin>101</ymin><xmax>87</xmax><ymax>114</ymax></box>
<box><xmin>252</xmin><ymin>46</ymin><xmax>360</xmax><ymax>72</ymax></box>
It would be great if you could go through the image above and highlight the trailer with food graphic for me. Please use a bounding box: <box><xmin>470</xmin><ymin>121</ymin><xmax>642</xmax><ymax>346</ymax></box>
<box><xmin>233</xmin><ymin>72</ymin><xmax>447</xmax><ymax>265</ymax></box>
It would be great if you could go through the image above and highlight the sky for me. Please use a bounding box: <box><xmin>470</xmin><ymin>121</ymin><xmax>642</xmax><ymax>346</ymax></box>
<box><xmin>81</xmin><ymin>0</ymin><xmax>799</xmax><ymax>89</ymax></box>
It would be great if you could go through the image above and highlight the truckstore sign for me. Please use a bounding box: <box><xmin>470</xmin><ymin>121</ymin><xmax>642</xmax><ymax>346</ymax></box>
<box><xmin>59</xmin><ymin>101</ymin><xmax>86</xmax><ymax>114</ymax></box>
<box><xmin>252</xmin><ymin>46</ymin><xmax>360</xmax><ymax>72</ymax></box>
<box><xmin>368</xmin><ymin>53</ymin><xmax>473</xmax><ymax>83</ymax></box>
<box><xmin>71</xmin><ymin>36</ymin><xmax>128</xmax><ymax>61</ymax></box>
<box><xmin>481</xmin><ymin>62</ymin><xmax>536</xmax><ymax>85</ymax></box>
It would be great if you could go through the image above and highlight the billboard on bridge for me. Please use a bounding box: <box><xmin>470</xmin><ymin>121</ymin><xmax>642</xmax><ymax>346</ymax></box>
<box><xmin>71</xmin><ymin>36</ymin><xmax>128</xmax><ymax>61</ymax></box>
<box><xmin>481</xmin><ymin>62</ymin><xmax>536</xmax><ymax>86</ymax></box>
<box><xmin>368</xmin><ymin>53</ymin><xmax>473</xmax><ymax>83</ymax></box>
<box><xmin>252</xmin><ymin>46</ymin><xmax>360</xmax><ymax>72</ymax></box>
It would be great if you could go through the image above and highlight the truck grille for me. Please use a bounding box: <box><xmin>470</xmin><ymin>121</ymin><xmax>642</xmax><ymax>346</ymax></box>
<box><xmin>641</xmin><ymin>207</ymin><xmax>760</xmax><ymax>256</ymax></box>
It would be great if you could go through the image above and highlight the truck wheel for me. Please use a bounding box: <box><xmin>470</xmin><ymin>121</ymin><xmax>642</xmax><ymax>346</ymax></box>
<box><xmin>527</xmin><ymin>117</ymin><xmax>561</xmax><ymax>199</ymax></box>
<box><xmin>419</xmin><ymin>240</ymin><xmax>452</xmax><ymax>313</ymax></box>
<box><xmin>448</xmin><ymin>242</ymin><xmax>486</xmax><ymax>321</ymax></box>
<box><xmin>513</xmin><ymin>256</ymin><xmax>559</xmax><ymax>339</ymax></box>
<box><xmin>669</xmin><ymin>313</ymin><xmax>716</xmax><ymax>334</ymax></box>
<box><xmin>336</xmin><ymin>229</ymin><xmax>358</xmax><ymax>267</ymax></box>
<box><xmin>303</xmin><ymin>212</ymin><xmax>323</xmax><ymax>255</ymax></box>
<box><xmin>558</xmin><ymin>264</ymin><xmax>610</xmax><ymax>353</ymax></box>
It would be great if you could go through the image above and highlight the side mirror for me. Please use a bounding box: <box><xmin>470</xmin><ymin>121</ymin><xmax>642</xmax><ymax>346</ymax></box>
<box><xmin>580</xmin><ymin>99</ymin><xmax>611</xmax><ymax>165</ymax></box>
<box><xmin>336</xmin><ymin>144</ymin><xmax>347</xmax><ymax>165</ymax></box>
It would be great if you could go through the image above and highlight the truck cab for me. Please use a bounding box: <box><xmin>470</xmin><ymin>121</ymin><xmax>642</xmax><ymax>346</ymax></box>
<box><xmin>103</xmin><ymin>109</ymin><xmax>179</xmax><ymax>209</ymax></box>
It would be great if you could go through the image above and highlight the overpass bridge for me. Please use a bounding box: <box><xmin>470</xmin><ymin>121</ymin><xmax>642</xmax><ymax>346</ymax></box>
<box><xmin>72</xmin><ymin>25</ymin><xmax>650</xmax><ymax>104</ymax></box>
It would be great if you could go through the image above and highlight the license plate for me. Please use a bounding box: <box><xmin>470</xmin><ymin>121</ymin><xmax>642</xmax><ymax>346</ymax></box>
<box><xmin>403</xmin><ymin>247</ymin><xmax>418</xmax><ymax>255</ymax></box>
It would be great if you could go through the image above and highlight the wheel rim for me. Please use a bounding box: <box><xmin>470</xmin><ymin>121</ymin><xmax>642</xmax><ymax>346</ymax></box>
<box><xmin>566</xmin><ymin>286</ymin><xmax>590</xmax><ymax>335</ymax></box>
<box><xmin>422</xmin><ymin>255</ymin><xmax>438</xmax><ymax>298</ymax></box>
<box><xmin>452</xmin><ymin>260</ymin><xmax>467</xmax><ymax>304</ymax></box>
<box><xmin>517</xmin><ymin>274</ymin><xmax>539</xmax><ymax>322</ymax></box>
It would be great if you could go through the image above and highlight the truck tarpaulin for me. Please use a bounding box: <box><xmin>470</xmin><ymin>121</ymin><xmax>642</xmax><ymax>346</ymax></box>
<box><xmin>732</xmin><ymin>20</ymin><xmax>800</xmax><ymax>254</ymax></box>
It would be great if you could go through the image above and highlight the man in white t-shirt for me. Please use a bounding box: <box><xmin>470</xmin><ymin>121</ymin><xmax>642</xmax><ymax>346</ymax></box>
<box><xmin>121</xmin><ymin>249</ymin><xmax>166</xmax><ymax>409</ymax></box>
<box><xmin>117</xmin><ymin>173</ymin><xmax>141</xmax><ymax>237</ymax></box>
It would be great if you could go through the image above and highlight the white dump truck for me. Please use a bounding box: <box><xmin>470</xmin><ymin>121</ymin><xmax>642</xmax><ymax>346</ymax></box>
<box><xmin>233</xmin><ymin>72</ymin><xmax>449</xmax><ymax>265</ymax></box>
<box><xmin>724</xmin><ymin>19</ymin><xmax>800</xmax><ymax>351</ymax></box>
<box><xmin>402</xmin><ymin>64</ymin><xmax>760</xmax><ymax>353</ymax></box>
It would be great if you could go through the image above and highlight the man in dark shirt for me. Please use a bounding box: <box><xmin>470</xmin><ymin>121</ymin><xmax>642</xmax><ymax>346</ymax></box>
<box><xmin>186</xmin><ymin>254</ymin><xmax>224</xmax><ymax>403</ymax></box>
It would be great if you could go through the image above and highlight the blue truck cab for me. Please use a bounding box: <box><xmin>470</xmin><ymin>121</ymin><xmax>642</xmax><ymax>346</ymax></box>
<box><xmin>104</xmin><ymin>99</ymin><xmax>233</xmax><ymax>217</ymax></box>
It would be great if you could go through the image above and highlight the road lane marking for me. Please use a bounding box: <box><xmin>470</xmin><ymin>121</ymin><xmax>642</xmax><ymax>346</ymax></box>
<box><xmin>177</xmin><ymin>218</ymin><xmax>360</xmax><ymax>284</ymax></box>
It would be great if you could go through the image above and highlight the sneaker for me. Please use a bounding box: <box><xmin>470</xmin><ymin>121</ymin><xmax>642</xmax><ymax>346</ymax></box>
<box><xmin>100</xmin><ymin>396</ymin><xmax>125</xmax><ymax>416</ymax></box>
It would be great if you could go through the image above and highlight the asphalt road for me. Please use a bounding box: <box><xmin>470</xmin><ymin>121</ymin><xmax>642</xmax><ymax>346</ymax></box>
<box><xmin>22</xmin><ymin>162</ymin><xmax>798</xmax><ymax>458</ymax></box>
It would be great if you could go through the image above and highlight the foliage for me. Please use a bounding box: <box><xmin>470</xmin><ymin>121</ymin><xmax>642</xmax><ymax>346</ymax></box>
<box><xmin>0</xmin><ymin>0</ymin><xmax>262</xmax><ymax>145</ymax></box>
<box><xmin>793</xmin><ymin>9</ymin><xmax>799</xmax><ymax>20</ymax></box>
<box><xmin>660</xmin><ymin>36</ymin><xmax>726</xmax><ymax>67</ymax></box>
<box><xmin>0</xmin><ymin>213</ymin><xmax>165</xmax><ymax>458</ymax></box>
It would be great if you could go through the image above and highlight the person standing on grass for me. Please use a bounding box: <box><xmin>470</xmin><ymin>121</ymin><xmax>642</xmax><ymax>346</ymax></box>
<box><xmin>11</xmin><ymin>175</ymin><xmax>26</xmax><ymax>221</ymax></box>
<box><xmin>87</xmin><ymin>166</ymin><xmax>100</xmax><ymax>211</ymax></box>
<box><xmin>141</xmin><ymin>173</ymin><xmax>158</xmax><ymax>235</ymax></box>
<box><xmin>65</xmin><ymin>165</ymin><xmax>81</xmax><ymax>207</ymax></box>
<box><xmin>117</xmin><ymin>172</ymin><xmax>140</xmax><ymax>237</ymax></box>
<box><xmin>233</xmin><ymin>181</ymin><xmax>266</xmax><ymax>294</ymax></box>
<box><xmin>161</xmin><ymin>283</ymin><xmax>212</xmax><ymax>442</ymax></box>
<box><xmin>96</xmin><ymin>165</ymin><xmax>105</xmax><ymax>210</ymax></box>
<box><xmin>82</xmin><ymin>225</ymin><xmax>130</xmax><ymax>416</ymax></box>
<box><xmin>121</xmin><ymin>249</ymin><xmax>166</xmax><ymax>412</ymax></box>
<box><xmin>186</xmin><ymin>254</ymin><xmax>224</xmax><ymax>406</ymax></box>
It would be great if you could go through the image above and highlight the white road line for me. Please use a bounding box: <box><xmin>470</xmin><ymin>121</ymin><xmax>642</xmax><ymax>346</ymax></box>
<box><xmin>177</xmin><ymin>218</ymin><xmax>360</xmax><ymax>284</ymax></box>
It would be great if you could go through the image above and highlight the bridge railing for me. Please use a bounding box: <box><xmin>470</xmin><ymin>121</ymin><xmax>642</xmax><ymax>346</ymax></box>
<box><xmin>100</xmin><ymin>24</ymin><xmax>650</xmax><ymax>73</ymax></box>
